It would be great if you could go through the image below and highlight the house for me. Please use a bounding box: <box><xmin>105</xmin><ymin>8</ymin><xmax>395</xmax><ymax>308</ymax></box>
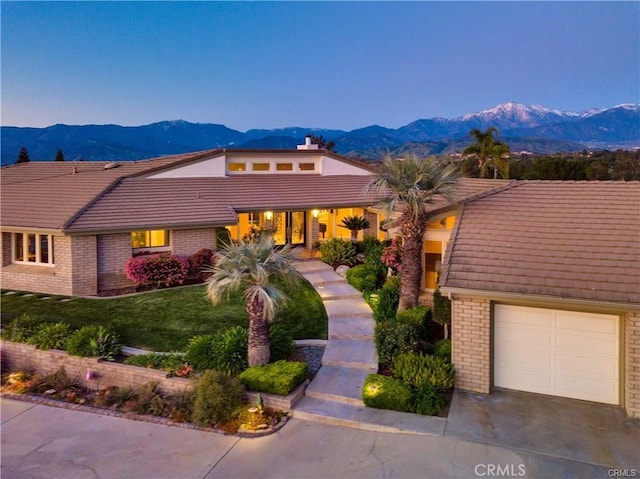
<box><xmin>0</xmin><ymin>145</ymin><xmax>385</xmax><ymax>296</ymax></box>
<box><xmin>438</xmin><ymin>181</ymin><xmax>640</xmax><ymax>418</ymax></box>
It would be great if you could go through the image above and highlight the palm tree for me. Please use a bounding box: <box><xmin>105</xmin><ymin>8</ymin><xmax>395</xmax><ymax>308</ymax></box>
<box><xmin>368</xmin><ymin>155</ymin><xmax>458</xmax><ymax>312</ymax></box>
<box><xmin>205</xmin><ymin>234</ymin><xmax>302</xmax><ymax>367</ymax></box>
<box><xmin>340</xmin><ymin>215</ymin><xmax>370</xmax><ymax>243</ymax></box>
<box><xmin>463</xmin><ymin>127</ymin><xmax>511</xmax><ymax>179</ymax></box>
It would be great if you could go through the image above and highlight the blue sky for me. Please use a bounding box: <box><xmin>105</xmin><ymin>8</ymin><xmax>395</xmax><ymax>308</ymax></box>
<box><xmin>1</xmin><ymin>1</ymin><xmax>638</xmax><ymax>131</ymax></box>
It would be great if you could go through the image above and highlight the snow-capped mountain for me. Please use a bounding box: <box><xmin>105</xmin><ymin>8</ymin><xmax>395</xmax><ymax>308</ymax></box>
<box><xmin>2</xmin><ymin>102</ymin><xmax>638</xmax><ymax>164</ymax></box>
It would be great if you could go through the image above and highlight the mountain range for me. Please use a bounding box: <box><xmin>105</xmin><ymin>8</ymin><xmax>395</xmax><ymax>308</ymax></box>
<box><xmin>2</xmin><ymin>102</ymin><xmax>638</xmax><ymax>165</ymax></box>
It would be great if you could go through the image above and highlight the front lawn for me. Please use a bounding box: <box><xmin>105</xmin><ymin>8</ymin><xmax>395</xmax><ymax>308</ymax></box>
<box><xmin>0</xmin><ymin>281</ymin><xmax>327</xmax><ymax>351</ymax></box>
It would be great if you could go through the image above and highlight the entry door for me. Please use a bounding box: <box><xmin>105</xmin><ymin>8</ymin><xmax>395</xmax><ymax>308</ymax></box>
<box><xmin>494</xmin><ymin>304</ymin><xmax>619</xmax><ymax>404</ymax></box>
<box><xmin>286</xmin><ymin>211</ymin><xmax>306</xmax><ymax>245</ymax></box>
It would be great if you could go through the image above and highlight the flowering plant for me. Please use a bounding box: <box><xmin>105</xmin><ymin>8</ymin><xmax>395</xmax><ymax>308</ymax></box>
<box><xmin>381</xmin><ymin>237</ymin><xmax>402</xmax><ymax>273</ymax></box>
<box><xmin>125</xmin><ymin>254</ymin><xmax>190</xmax><ymax>287</ymax></box>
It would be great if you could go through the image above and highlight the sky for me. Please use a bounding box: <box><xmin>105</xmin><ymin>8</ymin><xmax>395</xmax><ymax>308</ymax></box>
<box><xmin>1</xmin><ymin>1</ymin><xmax>638</xmax><ymax>131</ymax></box>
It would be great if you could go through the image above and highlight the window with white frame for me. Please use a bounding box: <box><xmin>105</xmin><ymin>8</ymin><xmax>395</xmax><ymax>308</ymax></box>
<box><xmin>12</xmin><ymin>232</ymin><xmax>55</xmax><ymax>266</ymax></box>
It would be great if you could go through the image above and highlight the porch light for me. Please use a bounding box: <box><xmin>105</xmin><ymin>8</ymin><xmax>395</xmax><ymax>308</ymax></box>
<box><xmin>265</xmin><ymin>211</ymin><xmax>273</xmax><ymax>220</ymax></box>
<box><xmin>312</xmin><ymin>209</ymin><xmax>319</xmax><ymax>218</ymax></box>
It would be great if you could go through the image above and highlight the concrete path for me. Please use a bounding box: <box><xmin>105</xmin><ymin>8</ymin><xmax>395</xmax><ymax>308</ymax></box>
<box><xmin>1</xmin><ymin>398</ymin><xmax>613</xmax><ymax>479</ymax></box>
<box><xmin>293</xmin><ymin>260</ymin><xmax>446</xmax><ymax>436</ymax></box>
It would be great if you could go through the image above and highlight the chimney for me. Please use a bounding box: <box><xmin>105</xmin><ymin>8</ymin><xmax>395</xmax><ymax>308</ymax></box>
<box><xmin>297</xmin><ymin>135</ymin><xmax>319</xmax><ymax>150</ymax></box>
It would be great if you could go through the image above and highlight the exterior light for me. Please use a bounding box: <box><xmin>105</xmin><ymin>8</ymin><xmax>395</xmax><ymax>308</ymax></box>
<box><xmin>312</xmin><ymin>209</ymin><xmax>319</xmax><ymax>218</ymax></box>
<box><xmin>265</xmin><ymin>211</ymin><xmax>273</xmax><ymax>220</ymax></box>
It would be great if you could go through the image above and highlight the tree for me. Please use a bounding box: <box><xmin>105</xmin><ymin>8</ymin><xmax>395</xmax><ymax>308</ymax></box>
<box><xmin>368</xmin><ymin>155</ymin><xmax>458</xmax><ymax>312</ymax></box>
<box><xmin>463</xmin><ymin>127</ymin><xmax>510</xmax><ymax>179</ymax></box>
<box><xmin>339</xmin><ymin>215</ymin><xmax>370</xmax><ymax>243</ymax></box>
<box><xmin>16</xmin><ymin>146</ymin><xmax>30</xmax><ymax>164</ymax></box>
<box><xmin>205</xmin><ymin>234</ymin><xmax>302</xmax><ymax>366</ymax></box>
<box><xmin>309</xmin><ymin>134</ymin><xmax>336</xmax><ymax>152</ymax></box>
<box><xmin>55</xmin><ymin>149</ymin><xmax>65</xmax><ymax>162</ymax></box>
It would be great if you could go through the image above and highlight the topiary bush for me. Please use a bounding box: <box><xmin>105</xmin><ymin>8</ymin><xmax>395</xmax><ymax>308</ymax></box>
<box><xmin>434</xmin><ymin>339</ymin><xmax>452</xmax><ymax>363</ymax></box>
<box><xmin>239</xmin><ymin>360</ymin><xmax>307</xmax><ymax>395</ymax></box>
<box><xmin>413</xmin><ymin>384</ymin><xmax>448</xmax><ymax>416</ymax></box>
<box><xmin>28</xmin><ymin>322</ymin><xmax>72</xmax><ymax>350</ymax></box>
<box><xmin>374</xmin><ymin>320</ymin><xmax>420</xmax><ymax>368</ymax></box>
<box><xmin>362</xmin><ymin>374</ymin><xmax>413</xmax><ymax>412</ymax></box>
<box><xmin>346</xmin><ymin>264</ymin><xmax>379</xmax><ymax>292</ymax></box>
<box><xmin>432</xmin><ymin>289</ymin><xmax>452</xmax><ymax>339</ymax></box>
<box><xmin>125</xmin><ymin>254</ymin><xmax>190</xmax><ymax>287</ymax></box>
<box><xmin>392</xmin><ymin>352</ymin><xmax>455</xmax><ymax>390</ymax></box>
<box><xmin>191</xmin><ymin>370</ymin><xmax>245</xmax><ymax>427</ymax></box>
<box><xmin>66</xmin><ymin>325</ymin><xmax>121</xmax><ymax>360</ymax></box>
<box><xmin>319</xmin><ymin>237</ymin><xmax>357</xmax><ymax>267</ymax></box>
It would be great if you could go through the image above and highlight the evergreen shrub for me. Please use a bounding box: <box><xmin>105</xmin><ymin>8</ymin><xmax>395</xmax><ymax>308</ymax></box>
<box><xmin>239</xmin><ymin>360</ymin><xmax>307</xmax><ymax>395</ymax></box>
<box><xmin>362</xmin><ymin>374</ymin><xmax>413</xmax><ymax>412</ymax></box>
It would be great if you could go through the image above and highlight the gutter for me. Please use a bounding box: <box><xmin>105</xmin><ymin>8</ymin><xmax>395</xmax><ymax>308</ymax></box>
<box><xmin>439</xmin><ymin>286</ymin><xmax>640</xmax><ymax>314</ymax></box>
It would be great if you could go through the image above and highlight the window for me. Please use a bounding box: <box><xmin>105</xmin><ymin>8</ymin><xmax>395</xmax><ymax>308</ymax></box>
<box><xmin>12</xmin><ymin>232</ymin><xmax>55</xmax><ymax>266</ymax></box>
<box><xmin>299</xmin><ymin>163</ymin><xmax>315</xmax><ymax>171</ymax></box>
<box><xmin>276</xmin><ymin>163</ymin><xmax>293</xmax><ymax>171</ymax></box>
<box><xmin>228</xmin><ymin>162</ymin><xmax>246</xmax><ymax>172</ymax></box>
<box><xmin>252</xmin><ymin>163</ymin><xmax>270</xmax><ymax>172</ymax></box>
<box><xmin>131</xmin><ymin>230</ymin><xmax>170</xmax><ymax>249</ymax></box>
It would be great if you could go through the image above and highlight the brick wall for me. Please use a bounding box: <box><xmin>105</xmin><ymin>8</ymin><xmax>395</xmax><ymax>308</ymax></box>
<box><xmin>363</xmin><ymin>210</ymin><xmax>378</xmax><ymax>238</ymax></box>
<box><xmin>451</xmin><ymin>297</ymin><xmax>491</xmax><ymax>394</ymax></box>
<box><xmin>70</xmin><ymin>235</ymin><xmax>97</xmax><ymax>296</ymax></box>
<box><xmin>624</xmin><ymin>311</ymin><xmax>640</xmax><ymax>418</ymax></box>
<box><xmin>1</xmin><ymin>341</ymin><xmax>302</xmax><ymax>410</ymax></box>
<box><xmin>0</xmin><ymin>234</ymin><xmax>74</xmax><ymax>295</ymax></box>
<box><xmin>97</xmin><ymin>233</ymin><xmax>135</xmax><ymax>291</ymax></box>
<box><xmin>172</xmin><ymin>229</ymin><xmax>217</xmax><ymax>256</ymax></box>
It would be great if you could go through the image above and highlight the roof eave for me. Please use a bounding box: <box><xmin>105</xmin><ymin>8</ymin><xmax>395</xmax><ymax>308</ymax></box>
<box><xmin>439</xmin><ymin>286</ymin><xmax>640</xmax><ymax>313</ymax></box>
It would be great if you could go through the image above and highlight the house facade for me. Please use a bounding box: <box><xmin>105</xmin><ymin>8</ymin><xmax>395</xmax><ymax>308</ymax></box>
<box><xmin>0</xmin><ymin>146</ymin><xmax>386</xmax><ymax>296</ymax></box>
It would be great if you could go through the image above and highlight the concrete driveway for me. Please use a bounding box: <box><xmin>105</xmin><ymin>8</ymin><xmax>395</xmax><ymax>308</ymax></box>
<box><xmin>1</xmin><ymin>398</ymin><xmax>621</xmax><ymax>479</ymax></box>
<box><xmin>445</xmin><ymin>389</ymin><xmax>640</xmax><ymax>470</ymax></box>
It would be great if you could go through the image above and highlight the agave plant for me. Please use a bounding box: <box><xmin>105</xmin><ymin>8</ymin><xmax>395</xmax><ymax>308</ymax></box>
<box><xmin>339</xmin><ymin>215</ymin><xmax>370</xmax><ymax>243</ymax></box>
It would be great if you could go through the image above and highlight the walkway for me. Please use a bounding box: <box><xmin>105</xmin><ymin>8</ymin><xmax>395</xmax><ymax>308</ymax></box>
<box><xmin>292</xmin><ymin>260</ymin><xmax>445</xmax><ymax>435</ymax></box>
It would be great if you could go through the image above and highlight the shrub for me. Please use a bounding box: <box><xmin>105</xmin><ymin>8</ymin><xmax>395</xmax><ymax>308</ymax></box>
<box><xmin>185</xmin><ymin>327</ymin><xmax>248</xmax><ymax>375</ymax></box>
<box><xmin>239</xmin><ymin>360</ymin><xmax>307</xmax><ymax>395</ymax></box>
<box><xmin>1</xmin><ymin>314</ymin><xmax>41</xmax><ymax>342</ymax></box>
<box><xmin>215</xmin><ymin>227</ymin><xmax>232</xmax><ymax>249</ymax></box>
<box><xmin>124</xmin><ymin>381</ymin><xmax>168</xmax><ymax>417</ymax></box>
<box><xmin>319</xmin><ymin>237</ymin><xmax>357</xmax><ymax>267</ymax></box>
<box><xmin>32</xmin><ymin>367</ymin><xmax>76</xmax><ymax>394</ymax></box>
<box><xmin>381</xmin><ymin>237</ymin><xmax>402</xmax><ymax>273</ymax></box>
<box><xmin>346</xmin><ymin>264</ymin><xmax>379</xmax><ymax>292</ymax></box>
<box><xmin>124</xmin><ymin>353</ymin><xmax>187</xmax><ymax>374</ymax></box>
<box><xmin>374</xmin><ymin>320</ymin><xmax>420</xmax><ymax>368</ymax></box>
<box><xmin>188</xmin><ymin>248</ymin><xmax>216</xmax><ymax>280</ymax></box>
<box><xmin>392</xmin><ymin>352</ymin><xmax>455</xmax><ymax>390</ymax></box>
<box><xmin>125</xmin><ymin>254</ymin><xmax>190</xmax><ymax>287</ymax></box>
<box><xmin>210</xmin><ymin>326</ymin><xmax>248</xmax><ymax>375</ymax></box>
<box><xmin>269</xmin><ymin>324</ymin><xmax>295</xmax><ymax>362</ymax></box>
<box><xmin>434</xmin><ymin>339</ymin><xmax>452</xmax><ymax>363</ymax></box>
<box><xmin>362</xmin><ymin>374</ymin><xmax>413</xmax><ymax>413</ymax></box>
<box><xmin>191</xmin><ymin>370</ymin><xmax>245</xmax><ymax>426</ymax></box>
<box><xmin>371</xmin><ymin>286</ymin><xmax>400</xmax><ymax>323</ymax></box>
<box><xmin>28</xmin><ymin>322</ymin><xmax>72</xmax><ymax>350</ymax></box>
<box><xmin>397</xmin><ymin>305</ymin><xmax>429</xmax><ymax>328</ymax></box>
<box><xmin>413</xmin><ymin>384</ymin><xmax>447</xmax><ymax>416</ymax></box>
<box><xmin>66</xmin><ymin>325</ymin><xmax>121</xmax><ymax>360</ymax></box>
<box><xmin>432</xmin><ymin>289</ymin><xmax>452</xmax><ymax>338</ymax></box>
<box><xmin>184</xmin><ymin>334</ymin><xmax>217</xmax><ymax>371</ymax></box>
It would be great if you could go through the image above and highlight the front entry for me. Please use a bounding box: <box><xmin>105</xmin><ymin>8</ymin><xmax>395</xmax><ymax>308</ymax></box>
<box><xmin>272</xmin><ymin>211</ymin><xmax>306</xmax><ymax>245</ymax></box>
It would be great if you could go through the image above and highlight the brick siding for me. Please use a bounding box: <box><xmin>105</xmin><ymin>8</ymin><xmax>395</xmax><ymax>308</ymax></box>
<box><xmin>172</xmin><ymin>229</ymin><xmax>217</xmax><ymax>256</ymax></box>
<box><xmin>97</xmin><ymin>233</ymin><xmax>136</xmax><ymax>291</ymax></box>
<box><xmin>451</xmin><ymin>297</ymin><xmax>491</xmax><ymax>394</ymax></box>
<box><xmin>624</xmin><ymin>311</ymin><xmax>640</xmax><ymax>418</ymax></box>
<box><xmin>70</xmin><ymin>235</ymin><xmax>97</xmax><ymax>296</ymax></box>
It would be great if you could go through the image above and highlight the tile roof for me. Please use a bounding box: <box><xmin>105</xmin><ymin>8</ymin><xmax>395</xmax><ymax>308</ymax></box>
<box><xmin>440</xmin><ymin>181</ymin><xmax>640</xmax><ymax>306</ymax></box>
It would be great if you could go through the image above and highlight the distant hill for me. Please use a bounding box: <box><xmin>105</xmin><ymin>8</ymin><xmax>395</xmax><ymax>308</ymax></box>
<box><xmin>2</xmin><ymin>102</ymin><xmax>638</xmax><ymax>165</ymax></box>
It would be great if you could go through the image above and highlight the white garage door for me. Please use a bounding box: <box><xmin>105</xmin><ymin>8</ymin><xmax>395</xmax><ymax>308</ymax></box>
<box><xmin>494</xmin><ymin>305</ymin><xmax>619</xmax><ymax>404</ymax></box>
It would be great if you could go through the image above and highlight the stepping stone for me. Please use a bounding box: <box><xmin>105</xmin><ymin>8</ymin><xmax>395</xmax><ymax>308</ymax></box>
<box><xmin>329</xmin><ymin>317</ymin><xmax>375</xmax><ymax>340</ymax></box>
<box><xmin>302</xmin><ymin>269</ymin><xmax>347</xmax><ymax>286</ymax></box>
<box><xmin>21</xmin><ymin>293</ymin><xmax>34</xmax><ymax>297</ymax></box>
<box><xmin>305</xmin><ymin>366</ymin><xmax>371</xmax><ymax>406</ymax></box>
<box><xmin>40</xmin><ymin>296</ymin><xmax>52</xmax><ymax>300</ymax></box>
<box><xmin>58</xmin><ymin>298</ymin><xmax>71</xmax><ymax>303</ymax></box>
<box><xmin>314</xmin><ymin>282</ymin><xmax>362</xmax><ymax>301</ymax></box>
<box><xmin>4</xmin><ymin>291</ymin><xmax>17</xmax><ymax>295</ymax></box>
<box><xmin>322</xmin><ymin>339</ymin><xmax>378</xmax><ymax>371</ymax></box>
<box><xmin>292</xmin><ymin>261</ymin><xmax>334</xmax><ymax>274</ymax></box>
<box><xmin>323</xmin><ymin>298</ymin><xmax>373</xmax><ymax>319</ymax></box>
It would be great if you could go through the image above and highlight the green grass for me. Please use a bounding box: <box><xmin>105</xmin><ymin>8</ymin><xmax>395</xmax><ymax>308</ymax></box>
<box><xmin>0</xmin><ymin>281</ymin><xmax>327</xmax><ymax>352</ymax></box>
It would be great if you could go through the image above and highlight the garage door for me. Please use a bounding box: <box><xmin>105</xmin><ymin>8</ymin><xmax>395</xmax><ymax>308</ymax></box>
<box><xmin>494</xmin><ymin>305</ymin><xmax>619</xmax><ymax>404</ymax></box>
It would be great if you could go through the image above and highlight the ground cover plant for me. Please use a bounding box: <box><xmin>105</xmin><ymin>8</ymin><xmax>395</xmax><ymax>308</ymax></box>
<box><xmin>0</xmin><ymin>278</ymin><xmax>327</xmax><ymax>352</ymax></box>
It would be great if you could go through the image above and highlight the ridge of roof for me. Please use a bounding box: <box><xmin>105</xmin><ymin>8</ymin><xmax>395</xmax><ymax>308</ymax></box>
<box><xmin>125</xmin><ymin>149</ymin><xmax>225</xmax><ymax>177</ymax></box>
<box><xmin>458</xmin><ymin>179</ymin><xmax>521</xmax><ymax>205</ymax></box>
<box><xmin>62</xmin><ymin>176</ymin><xmax>125</xmax><ymax>231</ymax></box>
